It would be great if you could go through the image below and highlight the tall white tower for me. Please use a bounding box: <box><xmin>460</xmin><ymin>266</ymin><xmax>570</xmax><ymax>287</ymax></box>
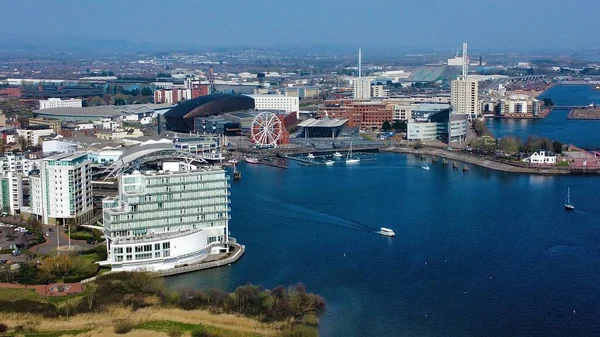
<box><xmin>461</xmin><ymin>42</ymin><xmax>468</xmax><ymax>79</ymax></box>
<box><xmin>451</xmin><ymin>42</ymin><xmax>478</xmax><ymax>117</ymax></box>
<box><xmin>353</xmin><ymin>47</ymin><xmax>371</xmax><ymax>100</ymax></box>
<box><xmin>358</xmin><ymin>48</ymin><xmax>362</xmax><ymax>78</ymax></box>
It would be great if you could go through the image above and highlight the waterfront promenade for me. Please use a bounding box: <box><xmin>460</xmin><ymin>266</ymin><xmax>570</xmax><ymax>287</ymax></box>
<box><xmin>381</xmin><ymin>146</ymin><xmax>570</xmax><ymax>174</ymax></box>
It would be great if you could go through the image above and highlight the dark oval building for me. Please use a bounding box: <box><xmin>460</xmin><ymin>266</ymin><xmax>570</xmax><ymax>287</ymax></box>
<box><xmin>163</xmin><ymin>94</ymin><xmax>255</xmax><ymax>132</ymax></box>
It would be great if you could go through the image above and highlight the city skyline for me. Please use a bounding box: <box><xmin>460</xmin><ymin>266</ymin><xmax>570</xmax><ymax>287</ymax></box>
<box><xmin>1</xmin><ymin>0</ymin><xmax>599</xmax><ymax>52</ymax></box>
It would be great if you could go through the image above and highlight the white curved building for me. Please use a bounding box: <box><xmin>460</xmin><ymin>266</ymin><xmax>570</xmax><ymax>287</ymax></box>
<box><xmin>101</xmin><ymin>165</ymin><xmax>231</xmax><ymax>272</ymax></box>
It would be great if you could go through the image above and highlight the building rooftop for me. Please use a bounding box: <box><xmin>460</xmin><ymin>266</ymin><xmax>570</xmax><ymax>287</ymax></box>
<box><xmin>298</xmin><ymin>118</ymin><xmax>348</xmax><ymax>128</ymax></box>
<box><xmin>20</xmin><ymin>125</ymin><xmax>52</xmax><ymax>130</ymax></box>
<box><xmin>43</xmin><ymin>152</ymin><xmax>88</xmax><ymax>162</ymax></box>
<box><xmin>34</xmin><ymin>106</ymin><xmax>128</xmax><ymax>118</ymax></box>
<box><xmin>247</xmin><ymin>94</ymin><xmax>291</xmax><ymax>98</ymax></box>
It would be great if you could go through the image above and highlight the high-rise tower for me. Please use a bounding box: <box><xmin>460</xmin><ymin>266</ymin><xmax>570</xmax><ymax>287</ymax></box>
<box><xmin>451</xmin><ymin>42</ymin><xmax>478</xmax><ymax>117</ymax></box>
<box><xmin>353</xmin><ymin>48</ymin><xmax>371</xmax><ymax>100</ymax></box>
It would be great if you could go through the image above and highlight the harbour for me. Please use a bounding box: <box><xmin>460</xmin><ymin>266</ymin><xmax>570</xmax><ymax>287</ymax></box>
<box><xmin>166</xmin><ymin>152</ymin><xmax>600</xmax><ymax>337</ymax></box>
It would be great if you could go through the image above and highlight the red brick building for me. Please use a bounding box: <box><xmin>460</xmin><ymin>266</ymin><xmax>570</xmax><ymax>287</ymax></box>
<box><xmin>191</xmin><ymin>84</ymin><xmax>210</xmax><ymax>99</ymax></box>
<box><xmin>0</xmin><ymin>87</ymin><xmax>22</xmax><ymax>98</ymax></box>
<box><xmin>318</xmin><ymin>102</ymin><xmax>392</xmax><ymax>129</ymax></box>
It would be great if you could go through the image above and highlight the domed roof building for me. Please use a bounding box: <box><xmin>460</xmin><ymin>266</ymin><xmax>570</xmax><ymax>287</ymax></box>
<box><xmin>163</xmin><ymin>94</ymin><xmax>255</xmax><ymax>132</ymax></box>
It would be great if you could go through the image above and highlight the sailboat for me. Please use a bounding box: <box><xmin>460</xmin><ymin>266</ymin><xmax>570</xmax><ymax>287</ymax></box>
<box><xmin>565</xmin><ymin>187</ymin><xmax>575</xmax><ymax>211</ymax></box>
<box><xmin>346</xmin><ymin>140</ymin><xmax>360</xmax><ymax>164</ymax></box>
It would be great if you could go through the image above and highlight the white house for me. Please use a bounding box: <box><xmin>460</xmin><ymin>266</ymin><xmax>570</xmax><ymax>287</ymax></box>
<box><xmin>524</xmin><ymin>151</ymin><xmax>556</xmax><ymax>164</ymax></box>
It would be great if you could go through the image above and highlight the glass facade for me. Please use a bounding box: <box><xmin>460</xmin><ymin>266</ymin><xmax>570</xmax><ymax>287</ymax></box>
<box><xmin>104</xmin><ymin>168</ymin><xmax>230</xmax><ymax>247</ymax></box>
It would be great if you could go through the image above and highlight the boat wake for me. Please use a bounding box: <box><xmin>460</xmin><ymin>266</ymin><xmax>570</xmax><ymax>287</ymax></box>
<box><xmin>234</xmin><ymin>199</ymin><xmax>377</xmax><ymax>233</ymax></box>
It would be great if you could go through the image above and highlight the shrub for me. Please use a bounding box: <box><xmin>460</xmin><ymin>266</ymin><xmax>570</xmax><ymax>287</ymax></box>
<box><xmin>278</xmin><ymin>324</ymin><xmax>318</xmax><ymax>337</ymax></box>
<box><xmin>303</xmin><ymin>314</ymin><xmax>319</xmax><ymax>326</ymax></box>
<box><xmin>191</xmin><ymin>328</ymin><xmax>218</xmax><ymax>337</ymax></box>
<box><xmin>0</xmin><ymin>323</ymin><xmax>7</xmax><ymax>333</ymax></box>
<box><xmin>122</xmin><ymin>293</ymin><xmax>147</xmax><ymax>310</ymax></box>
<box><xmin>167</xmin><ymin>326</ymin><xmax>183</xmax><ymax>337</ymax></box>
<box><xmin>0</xmin><ymin>300</ymin><xmax>57</xmax><ymax>316</ymax></box>
<box><xmin>114</xmin><ymin>319</ymin><xmax>134</xmax><ymax>334</ymax></box>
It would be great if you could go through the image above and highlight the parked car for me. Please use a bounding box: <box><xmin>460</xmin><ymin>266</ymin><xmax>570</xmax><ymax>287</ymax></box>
<box><xmin>87</xmin><ymin>239</ymin><xmax>96</xmax><ymax>245</ymax></box>
<box><xmin>45</xmin><ymin>232</ymin><xmax>50</xmax><ymax>237</ymax></box>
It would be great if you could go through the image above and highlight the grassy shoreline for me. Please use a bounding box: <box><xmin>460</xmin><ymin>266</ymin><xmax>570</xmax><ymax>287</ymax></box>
<box><xmin>0</xmin><ymin>273</ymin><xmax>324</xmax><ymax>337</ymax></box>
<box><xmin>0</xmin><ymin>306</ymin><xmax>281</xmax><ymax>336</ymax></box>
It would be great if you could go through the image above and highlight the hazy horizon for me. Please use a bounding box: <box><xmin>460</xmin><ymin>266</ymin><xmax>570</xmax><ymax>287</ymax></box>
<box><xmin>2</xmin><ymin>0</ymin><xmax>600</xmax><ymax>52</ymax></box>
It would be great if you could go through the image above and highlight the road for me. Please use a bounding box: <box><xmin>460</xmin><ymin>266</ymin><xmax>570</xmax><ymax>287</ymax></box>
<box><xmin>30</xmin><ymin>225</ymin><xmax>96</xmax><ymax>255</ymax></box>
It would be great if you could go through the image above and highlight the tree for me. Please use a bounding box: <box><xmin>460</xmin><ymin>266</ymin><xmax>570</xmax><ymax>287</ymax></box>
<box><xmin>498</xmin><ymin>136</ymin><xmax>522</xmax><ymax>155</ymax></box>
<box><xmin>542</xmin><ymin>98</ymin><xmax>554</xmax><ymax>107</ymax></box>
<box><xmin>552</xmin><ymin>141</ymin><xmax>563</xmax><ymax>154</ymax></box>
<box><xmin>392</xmin><ymin>120</ymin><xmax>407</xmax><ymax>132</ymax></box>
<box><xmin>17</xmin><ymin>136</ymin><xmax>29</xmax><ymax>149</ymax></box>
<box><xmin>141</xmin><ymin>87</ymin><xmax>153</xmax><ymax>96</ymax></box>
<box><xmin>522</xmin><ymin>136</ymin><xmax>553</xmax><ymax>153</ymax></box>
<box><xmin>90</xmin><ymin>96</ymin><xmax>105</xmax><ymax>106</ymax></box>
<box><xmin>382</xmin><ymin>120</ymin><xmax>392</xmax><ymax>131</ymax></box>
<box><xmin>38</xmin><ymin>255</ymin><xmax>73</xmax><ymax>282</ymax></box>
<box><xmin>472</xmin><ymin>120</ymin><xmax>488</xmax><ymax>137</ymax></box>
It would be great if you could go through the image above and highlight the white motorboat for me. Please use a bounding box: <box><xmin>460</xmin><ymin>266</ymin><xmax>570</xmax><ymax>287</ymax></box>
<box><xmin>333</xmin><ymin>152</ymin><xmax>343</xmax><ymax>158</ymax></box>
<box><xmin>378</xmin><ymin>227</ymin><xmax>395</xmax><ymax>237</ymax></box>
<box><xmin>421</xmin><ymin>165</ymin><xmax>430</xmax><ymax>170</ymax></box>
<box><xmin>245</xmin><ymin>157</ymin><xmax>259</xmax><ymax>164</ymax></box>
<box><xmin>325</xmin><ymin>160</ymin><xmax>335</xmax><ymax>166</ymax></box>
<box><xmin>307</xmin><ymin>153</ymin><xmax>316</xmax><ymax>159</ymax></box>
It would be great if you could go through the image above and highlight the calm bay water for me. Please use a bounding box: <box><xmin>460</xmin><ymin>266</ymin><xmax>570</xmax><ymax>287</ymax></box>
<box><xmin>487</xmin><ymin>84</ymin><xmax>600</xmax><ymax>148</ymax></box>
<box><xmin>166</xmin><ymin>155</ymin><xmax>600</xmax><ymax>336</ymax></box>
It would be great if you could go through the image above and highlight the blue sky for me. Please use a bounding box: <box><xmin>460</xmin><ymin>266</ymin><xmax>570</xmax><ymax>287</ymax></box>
<box><xmin>2</xmin><ymin>0</ymin><xmax>598</xmax><ymax>50</ymax></box>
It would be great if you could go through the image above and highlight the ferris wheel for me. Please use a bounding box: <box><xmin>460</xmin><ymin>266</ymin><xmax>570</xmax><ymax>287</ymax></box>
<box><xmin>250</xmin><ymin>112</ymin><xmax>283</xmax><ymax>148</ymax></box>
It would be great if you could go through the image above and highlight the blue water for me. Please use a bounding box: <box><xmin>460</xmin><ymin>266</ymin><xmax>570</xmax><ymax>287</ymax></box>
<box><xmin>166</xmin><ymin>155</ymin><xmax>600</xmax><ymax>336</ymax></box>
<box><xmin>487</xmin><ymin>85</ymin><xmax>600</xmax><ymax>148</ymax></box>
